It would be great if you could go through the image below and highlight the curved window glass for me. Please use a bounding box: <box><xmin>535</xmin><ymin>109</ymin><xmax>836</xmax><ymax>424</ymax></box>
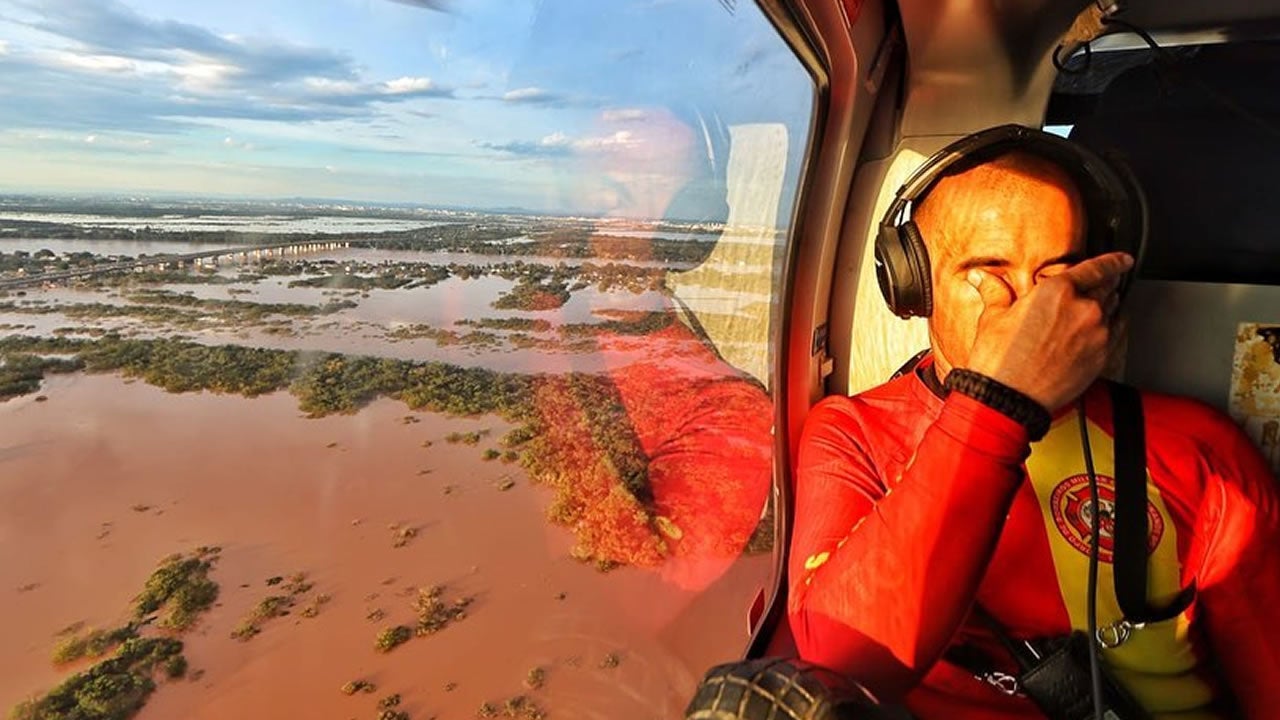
<box><xmin>0</xmin><ymin>1</ymin><xmax>814</xmax><ymax>717</ymax></box>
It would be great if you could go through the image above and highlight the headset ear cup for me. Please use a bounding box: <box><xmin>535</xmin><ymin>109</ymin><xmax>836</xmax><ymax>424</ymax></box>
<box><xmin>1103</xmin><ymin>151</ymin><xmax>1148</xmax><ymax>304</ymax></box>
<box><xmin>900</xmin><ymin>220</ymin><xmax>933</xmax><ymax>318</ymax></box>
<box><xmin>875</xmin><ymin>225</ymin><xmax>908</xmax><ymax>318</ymax></box>
<box><xmin>875</xmin><ymin>221</ymin><xmax>932</xmax><ymax>319</ymax></box>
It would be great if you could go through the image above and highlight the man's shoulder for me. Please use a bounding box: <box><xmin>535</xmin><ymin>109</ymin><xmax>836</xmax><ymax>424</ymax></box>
<box><xmin>812</xmin><ymin>373</ymin><xmax>922</xmax><ymax>413</ymax></box>
<box><xmin>804</xmin><ymin>374</ymin><xmax>928</xmax><ymax>442</ymax></box>
<box><xmin>1134</xmin><ymin>385</ymin><xmax>1243</xmax><ymax>449</ymax></box>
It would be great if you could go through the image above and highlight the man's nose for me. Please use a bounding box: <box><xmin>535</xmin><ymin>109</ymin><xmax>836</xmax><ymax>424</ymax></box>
<box><xmin>1008</xmin><ymin>273</ymin><xmax>1036</xmax><ymax>300</ymax></box>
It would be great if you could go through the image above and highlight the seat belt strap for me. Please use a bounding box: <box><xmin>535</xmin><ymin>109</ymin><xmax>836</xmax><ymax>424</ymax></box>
<box><xmin>1108</xmin><ymin>382</ymin><xmax>1195</xmax><ymax>624</ymax></box>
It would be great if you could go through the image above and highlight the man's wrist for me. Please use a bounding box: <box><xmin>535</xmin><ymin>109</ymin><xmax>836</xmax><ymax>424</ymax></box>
<box><xmin>944</xmin><ymin>368</ymin><xmax>1051</xmax><ymax>441</ymax></box>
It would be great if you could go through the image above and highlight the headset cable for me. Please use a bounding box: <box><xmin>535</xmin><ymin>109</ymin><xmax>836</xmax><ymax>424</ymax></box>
<box><xmin>1078</xmin><ymin>398</ymin><xmax>1106</xmax><ymax>720</ymax></box>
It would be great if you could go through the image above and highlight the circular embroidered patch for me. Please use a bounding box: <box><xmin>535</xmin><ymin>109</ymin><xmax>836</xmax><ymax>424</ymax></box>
<box><xmin>1049</xmin><ymin>474</ymin><xmax>1164</xmax><ymax>563</ymax></box>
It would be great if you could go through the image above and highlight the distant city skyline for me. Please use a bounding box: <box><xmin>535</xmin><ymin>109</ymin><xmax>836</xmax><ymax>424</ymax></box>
<box><xmin>0</xmin><ymin>0</ymin><xmax>813</xmax><ymax>222</ymax></box>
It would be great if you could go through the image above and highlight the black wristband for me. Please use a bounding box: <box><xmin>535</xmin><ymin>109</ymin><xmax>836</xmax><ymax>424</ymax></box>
<box><xmin>944</xmin><ymin>368</ymin><xmax>1052</xmax><ymax>441</ymax></box>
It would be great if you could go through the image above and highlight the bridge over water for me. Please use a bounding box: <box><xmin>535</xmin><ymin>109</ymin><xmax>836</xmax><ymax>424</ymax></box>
<box><xmin>0</xmin><ymin>239</ymin><xmax>352</xmax><ymax>291</ymax></box>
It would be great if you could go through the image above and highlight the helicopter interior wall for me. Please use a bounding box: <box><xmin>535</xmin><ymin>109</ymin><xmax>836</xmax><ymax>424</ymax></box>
<box><xmin>1120</xmin><ymin>281</ymin><xmax>1280</xmax><ymax>412</ymax></box>
<box><xmin>894</xmin><ymin>0</ymin><xmax>1086</xmax><ymax>137</ymax></box>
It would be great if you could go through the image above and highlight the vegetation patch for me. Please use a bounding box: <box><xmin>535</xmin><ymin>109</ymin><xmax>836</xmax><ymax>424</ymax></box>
<box><xmin>491</xmin><ymin>274</ymin><xmax>571</xmax><ymax>311</ymax></box>
<box><xmin>373</xmin><ymin>691</ymin><xmax>407</xmax><ymax>712</ymax></box>
<box><xmin>445</xmin><ymin>430</ymin><xmax>488</xmax><ymax>446</ymax></box>
<box><xmin>455</xmin><ymin>317</ymin><xmax>552</xmax><ymax>333</ymax></box>
<box><xmin>413</xmin><ymin>585</ymin><xmax>473</xmax><ymax>637</ymax></box>
<box><xmin>11</xmin><ymin>549</ymin><xmax>219</xmax><ymax>720</ymax></box>
<box><xmin>499</xmin><ymin>427</ymin><xmax>536</xmax><ymax>448</ymax></box>
<box><xmin>390</xmin><ymin>524</ymin><xmax>417</xmax><ymax>548</ymax></box>
<box><xmin>51</xmin><ymin>625</ymin><xmax>140</xmax><ymax>665</ymax></box>
<box><xmin>374</xmin><ymin>625</ymin><xmax>413</xmax><ymax>653</ymax></box>
<box><xmin>387</xmin><ymin>325</ymin><xmax>502</xmax><ymax>350</ymax></box>
<box><xmin>133</xmin><ymin>546</ymin><xmax>221</xmax><ymax>631</ymax></box>
<box><xmin>475</xmin><ymin>695</ymin><xmax>545</xmax><ymax>720</ymax></box>
<box><xmin>558</xmin><ymin>310</ymin><xmax>677</xmax><ymax>338</ymax></box>
<box><xmin>501</xmin><ymin>695</ymin><xmax>547</xmax><ymax>719</ymax></box>
<box><xmin>0</xmin><ymin>353</ymin><xmax>84</xmax><ymax>401</ymax></box>
<box><xmin>232</xmin><ymin>572</ymin><xmax>319</xmax><ymax>640</ymax></box>
<box><xmin>341</xmin><ymin>679</ymin><xmax>377</xmax><ymax>695</ymax></box>
<box><xmin>289</xmin><ymin>273</ymin><xmax>413</xmax><ymax>291</ymax></box>
<box><xmin>0</xmin><ymin>289</ymin><xmax>355</xmax><ymax>333</ymax></box>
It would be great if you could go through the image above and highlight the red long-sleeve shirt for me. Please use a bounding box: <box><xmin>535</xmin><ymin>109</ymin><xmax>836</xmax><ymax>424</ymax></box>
<box><xmin>788</xmin><ymin>358</ymin><xmax>1280</xmax><ymax>718</ymax></box>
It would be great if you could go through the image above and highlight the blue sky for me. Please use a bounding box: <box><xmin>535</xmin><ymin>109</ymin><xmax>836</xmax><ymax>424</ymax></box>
<box><xmin>0</xmin><ymin>0</ymin><xmax>814</xmax><ymax>219</ymax></box>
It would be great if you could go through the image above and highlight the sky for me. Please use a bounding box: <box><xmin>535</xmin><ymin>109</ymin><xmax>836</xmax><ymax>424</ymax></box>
<box><xmin>0</xmin><ymin>0</ymin><xmax>815</xmax><ymax>219</ymax></box>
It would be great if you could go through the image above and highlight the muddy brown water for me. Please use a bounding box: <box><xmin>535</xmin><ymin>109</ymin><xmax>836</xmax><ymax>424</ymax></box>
<box><xmin>0</xmin><ymin>373</ymin><xmax>772</xmax><ymax>719</ymax></box>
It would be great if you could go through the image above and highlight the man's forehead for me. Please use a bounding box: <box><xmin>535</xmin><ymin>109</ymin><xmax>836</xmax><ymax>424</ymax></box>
<box><xmin>919</xmin><ymin>152</ymin><xmax>1081</xmax><ymax>217</ymax></box>
<box><xmin>915</xmin><ymin>152</ymin><xmax>1087</xmax><ymax>261</ymax></box>
<box><xmin>928</xmin><ymin>151</ymin><xmax>1082</xmax><ymax>202</ymax></box>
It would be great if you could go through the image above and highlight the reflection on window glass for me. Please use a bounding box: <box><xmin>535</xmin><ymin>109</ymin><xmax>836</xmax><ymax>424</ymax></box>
<box><xmin>0</xmin><ymin>0</ymin><xmax>813</xmax><ymax>718</ymax></box>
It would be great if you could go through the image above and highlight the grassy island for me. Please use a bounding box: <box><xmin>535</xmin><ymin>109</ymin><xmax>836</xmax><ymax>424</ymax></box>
<box><xmin>10</xmin><ymin>547</ymin><xmax>220</xmax><ymax>720</ymax></box>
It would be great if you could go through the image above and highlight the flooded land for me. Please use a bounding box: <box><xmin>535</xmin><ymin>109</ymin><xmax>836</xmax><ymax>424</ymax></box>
<box><xmin>0</xmin><ymin>205</ymin><xmax>780</xmax><ymax>720</ymax></box>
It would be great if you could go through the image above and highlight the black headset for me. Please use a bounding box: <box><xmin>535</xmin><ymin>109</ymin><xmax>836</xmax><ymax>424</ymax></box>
<box><xmin>875</xmin><ymin>124</ymin><xmax>1148</xmax><ymax>319</ymax></box>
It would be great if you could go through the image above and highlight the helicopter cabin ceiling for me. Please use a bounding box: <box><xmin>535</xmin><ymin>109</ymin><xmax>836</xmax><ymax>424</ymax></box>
<box><xmin>860</xmin><ymin>0</ymin><xmax>1280</xmax><ymax>137</ymax></box>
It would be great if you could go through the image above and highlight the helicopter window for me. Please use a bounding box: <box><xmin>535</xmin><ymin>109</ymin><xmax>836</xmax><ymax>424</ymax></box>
<box><xmin>0</xmin><ymin>1</ymin><xmax>814</xmax><ymax>717</ymax></box>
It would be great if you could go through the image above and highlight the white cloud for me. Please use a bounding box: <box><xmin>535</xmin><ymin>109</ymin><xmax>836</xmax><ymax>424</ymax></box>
<box><xmin>574</xmin><ymin>130</ymin><xmax>637</xmax><ymax>151</ymax></box>
<box><xmin>302</xmin><ymin>75</ymin><xmax>447</xmax><ymax>101</ymax></box>
<box><xmin>502</xmin><ymin>87</ymin><xmax>548</xmax><ymax>102</ymax></box>
<box><xmin>482</xmin><ymin>129</ymin><xmax>644</xmax><ymax>158</ymax></box>
<box><xmin>222</xmin><ymin>136</ymin><xmax>255</xmax><ymax>151</ymax></box>
<box><xmin>38</xmin><ymin>48</ymin><xmax>238</xmax><ymax>95</ymax></box>
<box><xmin>497</xmin><ymin>85</ymin><xmax>567</xmax><ymax>105</ymax></box>
<box><xmin>0</xmin><ymin>41</ymin><xmax>9</xmax><ymax>56</ymax></box>
<box><xmin>48</xmin><ymin>50</ymin><xmax>138</xmax><ymax>74</ymax></box>
<box><xmin>170</xmin><ymin>54</ymin><xmax>240</xmax><ymax>92</ymax></box>
<box><xmin>384</xmin><ymin>76</ymin><xmax>436</xmax><ymax>95</ymax></box>
<box><xmin>2</xmin><ymin>129</ymin><xmax>161</xmax><ymax>154</ymax></box>
<box><xmin>305</xmin><ymin>77</ymin><xmax>361</xmax><ymax>95</ymax></box>
<box><xmin>539</xmin><ymin>132</ymin><xmax>571</xmax><ymax>148</ymax></box>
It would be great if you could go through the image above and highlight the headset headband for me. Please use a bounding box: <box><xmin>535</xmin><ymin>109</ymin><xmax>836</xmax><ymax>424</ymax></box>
<box><xmin>881</xmin><ymin>124</ymin><xmax>1147</xmax><ymax>261</ymax></box>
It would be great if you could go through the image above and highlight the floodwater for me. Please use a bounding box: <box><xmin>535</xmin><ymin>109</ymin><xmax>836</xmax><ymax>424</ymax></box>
<box><xmin>0</xmin><ymin>374</ymin><xmax>769</xmax><ymax>719</ymax></box>
<box><xmin>0</xmin><ymin>214</ymin><xmax>780</xmax><ymax>719</ymax></box>
<box><xmin>0</xmin><ymin>269</ymin><xmax>679</xmax><ymax>373</ymax></box>
<box><xmin>0</xmin><ymin>238</ymin><xmax>249</xmax><ymax>257</ymax></box>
